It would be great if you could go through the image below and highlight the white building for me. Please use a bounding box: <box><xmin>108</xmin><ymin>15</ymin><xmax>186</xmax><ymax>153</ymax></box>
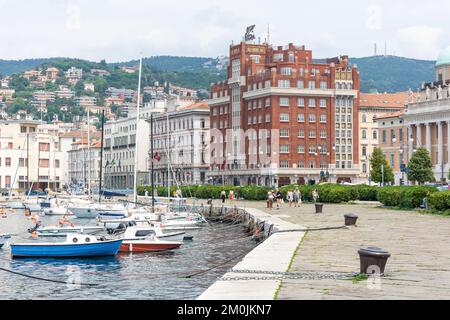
<box><xmin>68</xmin><ymin>139</ymin><xmax>101</xmax><ymax>187</ymax></box>
<box><xmin>403</xmin><ymin>46</ymin><xmax>450</xmax><ymax>182</ymax></box>
<box><xmin>151</xmin><ymin>101</ymin><xmax>210</xmax><ymax>187</ymax></box>
<box><xmin>103</xmin><ymin>109</ymin><xmax>155</xmax><ymax>190</ymax></box>
<box><xmin>0</xmin><ymin>120</ymin><xmax>66</xmax><ymax>193</ymax></box>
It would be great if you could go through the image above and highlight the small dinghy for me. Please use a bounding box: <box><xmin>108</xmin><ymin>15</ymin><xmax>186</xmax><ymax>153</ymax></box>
<box><xmin>11</xmin><ymin>234</ymin><xmax>123</xmax><ymax>258</ymax></box>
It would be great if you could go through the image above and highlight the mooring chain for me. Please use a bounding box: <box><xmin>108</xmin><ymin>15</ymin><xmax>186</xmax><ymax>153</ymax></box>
<box><xmin>219</xmin><ymin>269</ymin><xmax>359</xmax><ymax>282</ymax></box>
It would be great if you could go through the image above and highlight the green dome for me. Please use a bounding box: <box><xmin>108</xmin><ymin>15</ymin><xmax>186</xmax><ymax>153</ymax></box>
<box><xmin>436</xmin><ymin>46</ymin><xmax>450</xmax><ymax>67</ymax></box>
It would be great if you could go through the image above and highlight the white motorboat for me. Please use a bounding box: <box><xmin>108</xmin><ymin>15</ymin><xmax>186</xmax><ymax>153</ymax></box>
<box><xmin>8</xmin><ymin>202</ymin><xmax>24</xmax><ymax>210</ymax></box>
<box><xmin>43</xmin><ymin>207</ymin><xmax>71</xmax><ymax>216</ymax></box>
<box><xmin>31</xmin><ymin>225</ymin><xmax>105</xmax><ymax>237</ymax></box>
<box><xmin>119</xmin><ymin>226</ymin><xmax>183</xmax><ymax>253</ymax></box>
<box><xmin>121</xmin><ymin>225</ymin><xmax>186</xmax><ymax>242</ymax></box>
<box><xmin>68</xmin><ymin>206</ymin><xmax>98</xmax><ymax>219</ymax></box>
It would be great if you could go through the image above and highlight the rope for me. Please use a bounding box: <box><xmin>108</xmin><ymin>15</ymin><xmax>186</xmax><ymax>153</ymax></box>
<box><xmin>273</xmin><ymin>225</ymin><xmax>348</xmax><ymax>233</ymax></box>
<box><xmin>0</xmin><ymin>266</ymin><xmax>100</xmax><ymax>287</ymax></box>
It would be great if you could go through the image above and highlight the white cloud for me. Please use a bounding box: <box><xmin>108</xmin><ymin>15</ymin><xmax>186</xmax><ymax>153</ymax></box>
<box><xmin>396</xmin><ymin>25</ymin><xmax>444</xmax><ymax>60</ymax></box>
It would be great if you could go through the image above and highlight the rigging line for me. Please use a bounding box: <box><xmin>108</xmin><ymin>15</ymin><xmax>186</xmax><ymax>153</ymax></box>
<box><xmin>0</xmin><ymin>266</ymin><xmax>100</xmax><ymax>287</ymax></box>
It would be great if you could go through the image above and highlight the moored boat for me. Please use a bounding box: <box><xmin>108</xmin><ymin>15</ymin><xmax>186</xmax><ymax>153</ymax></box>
<box><xmin>43</xmin><ymin>207</ymin><xmax>71</xmax><ymax>216</ymax></box>
<box><xmin>10</xmin><ymin>234</ymin><xmax>122</xmax><ymax>258</ymax></box>
<box><xmin>0</xmin><ymin>235</ymin><xmax>11</xmax><ymax>249</ymax></box>
<box><xmin>119</xmin><ymin>227</ymin><xmax>182</xmax><ymax>253</ymax></box>
<box><xmin>68</xmin><ymin>206</ymin><xmax>98</xmax><ymax>219</ymax></box>
<box><xmin>32</xmin><ymin>225</ymin><xmax>105</xmax><ymax>237</ymax></box>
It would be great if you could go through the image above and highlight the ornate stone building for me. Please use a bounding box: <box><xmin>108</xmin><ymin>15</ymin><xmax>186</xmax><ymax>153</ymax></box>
<box><xmin>403</xmin><ymin>46</ymin><xmax>450</xmax><ymax>182</ymax></box>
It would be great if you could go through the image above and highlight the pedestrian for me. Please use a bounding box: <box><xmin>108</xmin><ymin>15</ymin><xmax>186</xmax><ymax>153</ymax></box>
<box><xmin>221</xmin><ymin>190</ymin><xmax>227</xmax><ymax>204</ymax></box>
<box><xmin>312</xmin><ymin>189</ymin><xmax>319</xmax><ymax>203</ymax></box>
<box><xmin>275</xmin><ymin>189</ymin><xmax>283</xmax><ymax>209</ymax></box>
<box><xmin>297</xmin><ymin>189</ymin><xmax>302</xmax><ymax>206</ymax></box>
<box><xmin>287</xmin><ymin>190</ymin><xmax>294</xmax><ymax>207</ymax></box>
<box><xmin>145</xmin><ymin>189</ymin><xmax>149</xmax><ymax>198</ymax></box>
<box><xmin>229</xmin><ymin>190</ymin><xmax>235</xmax><ymax>202</ymax></box>
<box><xmin>267</xmin><ymin>190</ymin><xmax>274</xmax><ymax>209</ymax></box>
<box><xmin>293</xmin><ymin>189</ymin><xmax>300</xmax><ymax>207</ymax></box>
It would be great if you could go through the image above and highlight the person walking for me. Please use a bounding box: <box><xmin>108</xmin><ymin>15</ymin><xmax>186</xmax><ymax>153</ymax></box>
<box><xmin>287</xmin><ymin>190</ymin><xmax>294</xmax><ymax>207</ymax></box>
<box><xmin>221</xmin><ymin>190</ymin><xmax>227</xmax><ymax>204</ymax></box>
<box><xmin>275</xmin><ymin>189</ymin><xmax>283</xmax><ymax>210</ymax></box>
<box><xmin>293</xmin><ymin>188</ymin><xmax>301</xmax><ymax>207</ymax></box>
<box><xmin>229</xmin><ymin>190</ymin><xmax>235</xmax><ymax>202</ymax></box>
<box><xmin>312</xmin><ymin>189</ymin><xmax>319</xmax><ymax>203</ymax></box>
<box><xmin>267</xmin><ymin>190</ymin><xmax>274</xmax><ymax>209</ymax></box>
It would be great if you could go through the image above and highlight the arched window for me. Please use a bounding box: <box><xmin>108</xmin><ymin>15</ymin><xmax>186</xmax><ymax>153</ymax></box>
<box><xmin>362</xmin><ymin>130</ymin><xmax>367</xmax><ymax>140</ymax></box>
<box><xmin>373</xmin><ymin>130</ymin><xmax>378</xmax><ymax>140</ymax></box>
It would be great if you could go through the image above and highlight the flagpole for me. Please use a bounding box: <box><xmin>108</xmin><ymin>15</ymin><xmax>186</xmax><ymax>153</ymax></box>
<box><xmin>133</xmin><ymin>54</ymin><xmax>143</xmax><ymax>205</ymax></box>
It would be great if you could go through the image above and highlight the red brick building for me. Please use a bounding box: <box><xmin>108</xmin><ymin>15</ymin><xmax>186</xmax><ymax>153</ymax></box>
<box><xmin>209</xmin><ymin>42</ymin><xmax>360</xmax><ymax>187</ymax></box>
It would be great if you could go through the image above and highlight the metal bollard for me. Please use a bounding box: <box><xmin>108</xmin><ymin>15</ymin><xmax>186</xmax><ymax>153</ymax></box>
<box><xmin>358</xmin><ymin>247</ymin><xmax>391</xmax><ymax>275</ymax></box>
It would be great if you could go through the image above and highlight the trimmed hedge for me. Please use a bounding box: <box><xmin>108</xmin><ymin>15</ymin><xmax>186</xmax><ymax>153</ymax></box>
<box><xmin>138</xmin><ymin>184</ymin><xmax>440</xmax><ymax>209</ymax></box>
<box><xmin>377</xmin><ymin>186</ymin><xmax>438</xmax><ymax>209</ymax></box>
<box><xmin>427</xmin><ymin>191</ymin><xmax>450</xmax><ymax>212</ymax></box>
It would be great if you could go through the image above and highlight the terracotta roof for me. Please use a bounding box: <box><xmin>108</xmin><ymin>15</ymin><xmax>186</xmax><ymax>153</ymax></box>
<box><xmin>374</xmin><ymin>111</ymin><xmax>405</xmax><ymax>120</ymax></box>
<box><xmin>61</xmin><ymin>130</ymin><xmax>101</xmax><ymax>139</ymax></box>
<box><xmin>177</xmin><ymin>101</ymin><xmax>208</xmax><ymax>111</ymax></box>
<box><xmin>359</xmin><ymin>92</ymin><xmax>409</xmax><ymax>109</ymax></box>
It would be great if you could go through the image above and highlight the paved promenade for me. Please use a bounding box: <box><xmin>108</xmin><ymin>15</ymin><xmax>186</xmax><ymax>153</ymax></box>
<box><xmin>197</xmin><ymin>199</ymin><xmax>450</xmax><ymax>300</ymax></box>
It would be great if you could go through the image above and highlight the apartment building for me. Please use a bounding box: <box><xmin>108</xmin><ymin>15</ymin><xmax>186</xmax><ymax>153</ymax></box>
<box><xmin>209</xmin><ymin>41</ymin><xmax>361</xmax><ymax>186</ymax></box>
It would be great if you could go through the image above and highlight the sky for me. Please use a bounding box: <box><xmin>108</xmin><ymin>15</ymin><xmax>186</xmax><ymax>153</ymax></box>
<box><xmin>0</xmin><ymin>0</ymin><xmax>448</xmax><ymax>62</ymax></box>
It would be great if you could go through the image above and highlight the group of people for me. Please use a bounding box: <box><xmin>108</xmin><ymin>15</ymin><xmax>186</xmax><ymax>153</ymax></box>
<box><xmin>220</xmin><ymin>190</ymin><xmax>235</xmax><ymax>204</ymax></box>
<box><xmin>267</xmin><ymin>188</ymin><xmax>320</xmax><ymax>210</ymax></box>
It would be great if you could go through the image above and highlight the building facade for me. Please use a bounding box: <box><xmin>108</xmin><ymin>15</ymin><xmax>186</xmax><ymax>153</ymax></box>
<box><xmin>68</xmin><ymin>139</ymin><xmax>101</xmax><ymax>188</ymax></box>
<box><xmin>0</xmin><ymin>120</ymin><xmax>66</xmax><ymax>193</ymax></box>
<box><xmin>150</xmin><ymin>102</ymin><xmax>210</xmax><ymax>187</ymax></box>
<box><xmin>103</xmin><ymin>109</ymin><xmax>154</xmax><ymax>190</ymax></box>
<box><xmin>358</xmin><ymin>92</ymin><xmax>408</xmax><ymax>182</ymax></box>
<box><xmin>208</xmin><ymin>41</ymin><xmax>361</xmax><ymax>187</ymax></box>
<box><xmin>374</xmin><ymin>112</ymin><xmax>409</xmax><ymax>185</ymax></box>
<box><xmin>403</xmin><ymin>46</ymin><xmax>450</xmax><ymax>182</ymax></box>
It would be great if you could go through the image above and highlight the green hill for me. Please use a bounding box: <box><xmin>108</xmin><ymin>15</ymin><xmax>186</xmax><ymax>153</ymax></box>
<box><xmin>0</xmin><ymin>55</ymin><xmax>436</xmax><ymax>93</ymax></box>
<box><xmin>350</xmin><ymin>55</ymin><xmax>435</xmax><ymax>93</ymax></box>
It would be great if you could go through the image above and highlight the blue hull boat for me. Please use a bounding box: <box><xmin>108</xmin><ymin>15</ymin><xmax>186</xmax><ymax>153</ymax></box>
<box><xmin>11</xmin><ymin>235</ymin><xmax>122</xmax><ymax>258</ymax></box>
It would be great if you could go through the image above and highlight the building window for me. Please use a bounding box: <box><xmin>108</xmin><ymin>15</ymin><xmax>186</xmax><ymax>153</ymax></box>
<box><xmin>309</xmin><ymin>160</ymin><xmax>316</xmax><ymax>169</ymax></box>
<box><xmin>280</xmin><ymin>113</ymin><xmax>289</xmax><ymax>122</ymax></box>
<box><xmin>298</xmin><ymin>160</ymin><xmax>305</xmax><ymax>168</ymax></box>
<box><xmin>320</xmin><ymin>114</ymin><xmax>327</xmax><ymax>123</ymax></box>
<box><xmin>297</xmin><ymin>114</ymin><xmax>305</xmax><ymax>123</ymax></box>
<box><xmin>362</xmin><ymin>114</ymin><xmax>367</xmax><ymax>123</ymax></box>
<box><xmin>320</xmin><ymin>81</ymin><xmax>328</xmax><ymax>89</ymax></box>
<box><xmin>373</xmin><ymin>130</ymin><xmax>378</xmax><ymax>140</ymax></box>
<box><xmin>280</xmin><ymin>67</ymin><xmax>292</xmax><ymax>75</ymax></box>
<box><xmin>266</xmin><ymin>114</ymin><xmax>271</xmax><ymax>123</ymax></box>
<box><xmin>280</xmin><ymin>160</ymin><xmax>289</xmax><ymax>168</ymax></box>
<box><xmin>280</xmin><ymin>97</ymin><xmax>289</xmax><ymax>106</ymax></box>
<box><xmin>308</xmin><ymin>99</ymin><xmax>316</xmax><ymax>107</ymax></box>
<box><xmin>308</xmin><ymin>81</ymin><xmax>316</xmax><ymax>89</ymax></box>
<box><xmin>297</xmin><ymin>98</ymin><xmax>305</xmax><ymax>107</ymax></box>
<box><xmin>280</xmin><ymin>128</ymin><xmax>289</xmax><ymax>138</ymax></box>
<box><xmin>265</xmin><ymin>98</ymin><xmax>271</xmax><ymax>107</ymax></box>
<box><xmin>309</xmin><ymin>130</ymin><xmax>317</xmax><ymax>138</ymax></box>
<box><xmin>390</xmin><ymin>153</ymin><xmax>395</xmax><ymax>167</ymax></box>
<box><xmin>5</xmin><ymin>158</ymin><xmax>11</xmax><ymax>167</ymax></box>
<box><xmin>320</xmin><ymin>99</ymin><xmax>326</xmax><ymax>108</ymax></box>
<box><xmin>280</xmin><ymin>145</ymin><xmax>289</xmax><ymax>154</ymax></box>
<box><xmin>297</xmin><ymin>80</ymin><xmax>304</xmax><ymax>89</ymax></box>
<box><xmin>298</xmin><ymin>145</ymin><xmax>305</xmax><ymax>154</ymax></box>
<box><xmin>362</xmin><ymin>130</ymin><xmax>367</xmax><ymax>140</ymax></box>
<box><xmin>278</xmin><ymin>80</ymin><xmax>291</xmax><ymax>88</ymax></box>
<box><xmin>309</xmin><ymin>145</ymin><xmax>317</xmax><ymax>154</ymax></box>
<box><xmin>362</xmin><ymin>146</ymin><xmax>367</xmax><ymax>157</ymax></box>
<box><xmin>308</xmin><ymin>114</ymin><xmax>316</xmax><ymax>123</ymax></box>
<box><xmin>298</xmin><ymin>129</ymin><xmax>305</xmax><ymax>138</ymax></box>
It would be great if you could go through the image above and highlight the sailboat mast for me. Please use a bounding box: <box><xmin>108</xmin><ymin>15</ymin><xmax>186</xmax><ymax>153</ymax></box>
<box><xmin>133</xmin><ymin>54</ymin><xmax>143</xmax><ymax>204</ymax></box>
<box><xmin>98</xmin><ymin>110</ymin><xmax>105</xmax><ymax>203</ymax></box>
<box><xmin>87</xmin><ymin>106</ymin><xmax>91</xmax><ymax>199</ymax></box>
<box><xmin>167</xmin><ymin>112</ymin><xmax>170</xmax><ymax>202</ymax></box>
<box><xmin>150</xmin><ymin>113</ymin><xmax>155</xmax><ymax>213</ymax></box>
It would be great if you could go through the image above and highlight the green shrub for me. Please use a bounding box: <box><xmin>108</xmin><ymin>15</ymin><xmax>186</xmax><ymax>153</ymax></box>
<box><xmin>354</xmin><ymin>185</ymin><xmax>378</xmax><ymax>201</ymax></box>
<box><xmin>377</xmin><ymin>187</ymin><xmax>401</xmax><ymax>207</ymax></box>
<box><xmin>427</xmin><ymin>191</ymin><xmax>450</xmax><ymax>211</ymax></box>
<box><xmin>399</xmin><ymin>186</ymin><xmax>437</xmax><ymax>209</ymax></box>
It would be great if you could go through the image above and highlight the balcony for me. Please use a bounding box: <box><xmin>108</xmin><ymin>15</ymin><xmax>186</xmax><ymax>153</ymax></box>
<box><xmin>208</xmin><ymin>96</ymin><xmax>230</xmax><ymax>107</ymax></box>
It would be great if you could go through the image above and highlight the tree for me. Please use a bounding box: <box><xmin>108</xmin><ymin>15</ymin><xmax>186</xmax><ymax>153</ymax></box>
<box><xmin>370</xmin><ymin>148</ymin><xmax>394</xmax><ymax>185</ymax></box>
<box><xmin>408</xmin><ymin>147</ymin><xmax>434</xmax><ymax>184</ymax></box>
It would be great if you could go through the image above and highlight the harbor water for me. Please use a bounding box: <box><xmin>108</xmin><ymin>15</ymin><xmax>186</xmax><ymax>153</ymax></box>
<box><xmin>0</xmin><ymin>209</ymin><xmax>258</xmax><ymax>300</ymax></box>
